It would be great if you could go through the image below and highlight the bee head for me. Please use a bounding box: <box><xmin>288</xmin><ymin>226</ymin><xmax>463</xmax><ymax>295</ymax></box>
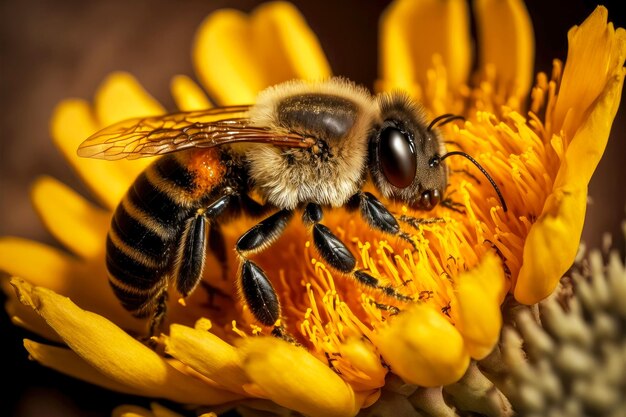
<box><xmin>369</xmin><ymin>93</ymin><xmax>447</xmax><ymax>211</ymax></box>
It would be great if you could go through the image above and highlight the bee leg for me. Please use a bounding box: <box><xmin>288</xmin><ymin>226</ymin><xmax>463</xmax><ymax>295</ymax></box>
<box><xmin>398</xmin><ymin>214</ymin><xmax>446</xmax><ymax>231</ymax></box>
<box><xmin>347</xmin><ymin>192</ymin><xmax>418</xmax><ymax>250</ymax></box>
<box><xmin>303</xmin><ymin>202</ymin><xmax>413</xmax><ymax>303</ymax></box>
<box><xmin>236</xmin><ymin>209</ymin><xmax>295</xmax><ymax>338</ymax></box>
<box><xmin>147</xmin><ymin>289</ymin><xmax>168</xmax><ymax>341</ymax></box>
<box><xmin>172</xmin><ymin>194</ymin><xmax>233</xmax><ymax>302</ymax></box>
<box><xmin>172</xmin><ymin>213</ymin><xmax>208</xmax><ymax>298</ymax></box>
<box><xmin>347</xmin><ymin>192</ymin><xmax>401</xmax><ymax>235</ymax></box>
<box><xmin>370</xmin><ymin>300</ymin><xmax>400</xmax><ymax>316</ymax></box>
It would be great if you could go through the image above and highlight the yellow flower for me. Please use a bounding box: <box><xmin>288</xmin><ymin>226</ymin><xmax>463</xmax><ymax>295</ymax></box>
<box><xmin>1</xmin><ymin>1</ymin><xmax>624</xmax><ymax>417</ymax></box>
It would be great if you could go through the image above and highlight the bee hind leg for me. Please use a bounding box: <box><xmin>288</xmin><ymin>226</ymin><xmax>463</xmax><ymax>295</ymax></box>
<box><xmin>172</xmin><ymin>193</ymin><xmax>233</xmax><ymax>310</ymax></box>
<box><xmin>236</xmin><ymin>209</ymin><xmax>296</xmax><ymax>341</ymax></box>
<box><xmin>147</xmin><ymin>289</ymin><xmax>168</xmax><ymax>342</ymax></box>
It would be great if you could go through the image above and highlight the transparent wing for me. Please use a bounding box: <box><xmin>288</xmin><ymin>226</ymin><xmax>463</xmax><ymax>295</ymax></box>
<box><xmin>77</xmin><ymin>105</ymin><xmax>312</xmax><ymax>160</ymax></box>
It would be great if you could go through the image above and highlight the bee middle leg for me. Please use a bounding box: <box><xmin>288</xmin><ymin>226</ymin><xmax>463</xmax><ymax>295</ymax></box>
<box><xmin>304</xmin><ymin>199</ymin><xmax>413</xmax><ymax>304</ymax></box>
<box><xmin>235</xmin><ymin>208</ymin><xmax>295</xmax><ymax>340</ymax></box>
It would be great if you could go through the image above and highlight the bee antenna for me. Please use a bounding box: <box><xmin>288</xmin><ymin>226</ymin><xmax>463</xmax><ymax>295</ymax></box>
<box><xmin>428</xmin><ymin>114</ymin><xmax>465</xmax><ymax>131</ymax></box>
<box><xmin>440</xmin><ymin>151</ymin><xmax>508</xmax><ymax>212</ymax></box>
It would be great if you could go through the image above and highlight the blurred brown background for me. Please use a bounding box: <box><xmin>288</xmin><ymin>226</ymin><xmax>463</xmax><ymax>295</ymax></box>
<box><xmin>1</xmin><ymin>0</ymin><xmax>624</xmax><ymax>416</ymax></box>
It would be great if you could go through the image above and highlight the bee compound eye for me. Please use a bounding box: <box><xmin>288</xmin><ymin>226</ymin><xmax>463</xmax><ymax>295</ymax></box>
<box><xmin>378</xmin><ymin>126</ymin><xmax>417</xmax><ymax>189</ymax></box>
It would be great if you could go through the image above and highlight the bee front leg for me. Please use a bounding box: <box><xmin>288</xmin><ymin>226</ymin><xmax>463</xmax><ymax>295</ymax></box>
<box><xmin>303</xmin><ymin>202</ymin><xmax>413</xmax><ymax>305</ymax></box>
<box><xmin>235</xmin><ymin>209</ymin><xmax>295</xmax><ymax>340</ymax></box>
<box><xmin>349</xmin><ymin>191</ymin><xmax>423</xmax><ymax>250</ymax></box>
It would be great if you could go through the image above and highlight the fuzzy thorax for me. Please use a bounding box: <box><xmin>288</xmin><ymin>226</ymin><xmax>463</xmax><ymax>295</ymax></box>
<box><xmin>245</xmin><ymin>78</ymin><xmax>376</xmax><ymax>209</ymax></box>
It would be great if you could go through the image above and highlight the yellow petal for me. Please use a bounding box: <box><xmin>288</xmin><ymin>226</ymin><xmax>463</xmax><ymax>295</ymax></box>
<box><xmin>0</xmin><ymin>239</ymin><xmax>141</xmax><ymax>330</ymax></box>
<box><xmin>340</xmin><ymin>338</ymin><xmax>386</xmax><ymax>384</ymax></box>
<box><xmin>193</xmin><ymin>2</ymin><xmax>330</xmax><ymax>105</ymax></box>
<box><xmin>112</xmin><ymin>403</ymin><xmax>186</xmax><ymax>417</ymax></box>
<box><xmin>454</xmin><ymin>253</ymin><xmax>505</xmax><ymax>359</ymax></box>
<box><xmin>94</xmin><ymin>71</ymin><xmax>164</xmax><ymax>126</ymax></box>
<box><xmin>165</xmin><ymin>324</ymin><xmax>248</xmax><ymax>393</ymax></box>
<box><xmin>24</xmin><ymin>339</ymin><xmax>146</xmax><ymax>396</ymax></box>
<box><xmin>11</xmin><ymin>278</ymin><xmax>241</xmax><ymax>405</ymax></box>
<box><xmin>3</xmin><ymin>280</ymin><xmax>61</xmax><ymax>342</ymax></box>
<box><xmin>473</xmin><ymin>0</ymin><xmax>534</xmax><ymax>100</ymax></box>
<box><xmin>52</xmin><ymin>72</ymin><xmax>163</xmax><ymax>209</ymax></box>
<box><xmin>150</xmin><ymin>403</ymin><xmax>186</xmax><ymax>417</ymax></box>
<box><xmin>50</xmin><ymin>100</ymin><xmax>137</xmax><ymax>209</ymax></box>
<box><xmin>378</xmin><ymin>0</ymin><xmax>471</xmax><ymax>95</ymax></box>
<box><xmin>375</xmin><ymin>304</ymin><xmax>470</xmax><ymax>386</ymax></box>
<box><xmin>170</xmin><ymin>75</ymin><xmax>212</xmax><ymax>111</ymax></box>
<box><xmin>0</xmin><ymin>237</ymin><xmax>84</xmax><ymax>288</ymax></box>
<box><xmin>251</xmin><ymin>2</ymin><xmax>331</xmax><ymax>84</ymax></box>
<box><xmin>239</xmin><ymin>337</ymin><xmax>359</xmax><ymax>417</ymax></box>
<box><xmin>193</xmin><ymin>8</ymin><xmax>261</xmax><ymax>104</ymax></box>
<box><xmin>554</xmin><ymin>69</ymin><xmax>625</xmax><ymax>191</ymax></box>
<box><xmin>553</xmin><ymin>6</ymin><xmax>626</xmax><ymax>138</ymax></box>
<box><xmin>10</xmin><ymin>309</ymin><xmax>60</xmax><ymax>341</ymax></box>
<box><xmin>113</xmin><ymin>405</ymin><xmax>155</xmax><ymax>417</ymax></box>
<box><xmin>31</xmin><ymin>176</ymin><xmax>109</xmax><ymax>259</ymax></box>
<box><xmin>517</xmin><ymin>66</ymin><xmax>625</xmax><ymax>304</ymax></box>
<box><xmin>515</xmin><ymin>185</ymin><xmax>587</xmax><ymax>304</ymax></box>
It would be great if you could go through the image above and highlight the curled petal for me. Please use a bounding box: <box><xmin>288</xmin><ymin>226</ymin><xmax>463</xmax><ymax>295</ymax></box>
<box><xmin>375</xmin><ymin>304</ymin><xmax>470</xmax><ymax>386</ymax></box>
<box><xmin>552</xmin><ymin>6</ymin><xmax>626</xmax><ymax>138</ymax></box>
<box><xmin>2</xmin><ymin>277</ymin><xmax>61</xmax><ymax>342</ymax></box>
<box><xmin>193</xmin><ymin>1</ymin><xmax>330</xmax><ymax>105</ymax></box>
<box><xmin>11</xmin><ymin>278</ymin><xmax>240</xmax><ymax>405</ymax></box>
<box><xmin>474</xmin><ymin>0</ymin><xmax>534</xmax><ymax>102</ymax></box>
<box><xmin>31</xmin><ymin>176</ymin><xmax>109</xmax><ymax>259</ymax></box>
<box><xmin>554</xmin><ymin>70</ymin><xmax>626</xmax><ymax>191</ymax></box>
<box><xmin>378</xmin><ymin>0</ymin><xmax>471</xmax><ymax>96</ymax></box>
<box><xmin>454</xmin><ymin>253</ymin><xmax>505</xmax><ymax>359</ymax></box>
<box><xmin>239</xmin><ymin>337</ymin><xmax>359</xmax><ymax>417</ymax></box>
<box><xmin>515</xmin><ymin>185</ymin><xmax>587</xmax><ymax>304</ymax></box>
<box><xmin>517</xmin><ymin>62</ymin><xmax>625</xmax><ymax>304</ymax></box>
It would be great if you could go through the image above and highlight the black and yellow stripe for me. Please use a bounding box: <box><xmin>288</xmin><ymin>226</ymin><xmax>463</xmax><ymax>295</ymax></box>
<box><xmin>106</xmin><ymin>153</ymin><xmax>215</xmax><ymax>317</ymax></box>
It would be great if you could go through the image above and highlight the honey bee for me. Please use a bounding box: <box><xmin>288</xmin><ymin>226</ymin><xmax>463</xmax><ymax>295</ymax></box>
<box><xmin>78</xmin><ymin>77</ymin><xmax>506</xmax><ymax>338</ymax></box>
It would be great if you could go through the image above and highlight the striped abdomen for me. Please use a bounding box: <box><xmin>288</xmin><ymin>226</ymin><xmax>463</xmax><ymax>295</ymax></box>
<box><xmin>106</xmin><ymin>150</ymin><xmax>225</xmax><ymax>317</ymax></box>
